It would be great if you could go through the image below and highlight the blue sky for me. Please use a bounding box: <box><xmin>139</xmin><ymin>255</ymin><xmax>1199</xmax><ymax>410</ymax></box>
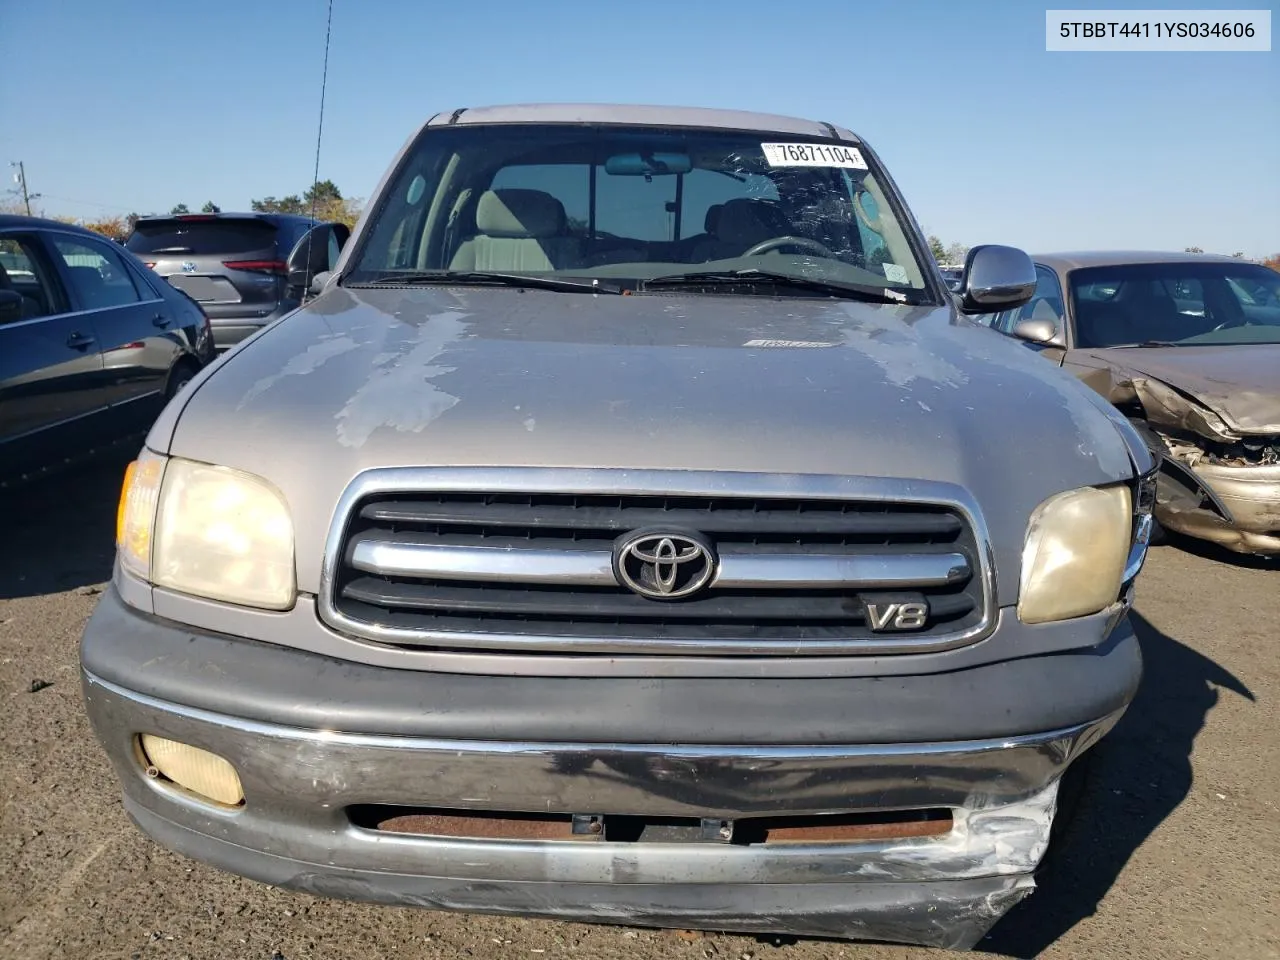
<box><xmin>2</xmin><ymin>0</ymin><xmax>1276</xmax><ymax>256</ymax></box>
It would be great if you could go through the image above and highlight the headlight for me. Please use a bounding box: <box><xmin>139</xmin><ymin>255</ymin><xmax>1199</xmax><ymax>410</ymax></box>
<box><xmin>1018</xmin><ymin>485</ymin><xmax>1131</xmax><ymax>624</ymax></box>
<box><xmin>117</xmin><ymin>454</ymin><xmax>295</xmax><ymax>610</ymax></box>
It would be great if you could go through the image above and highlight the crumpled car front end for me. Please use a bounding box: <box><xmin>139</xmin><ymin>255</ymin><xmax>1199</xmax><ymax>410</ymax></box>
<box><xmin>1155</xmin><ymin>432</ymin><xmax>1280</xmax><ymax>554</ymax></box>
<box><xmin>1075</xmin><ymin>353</ymin><xmax>1280</xmax><ymax>557</ymax></box>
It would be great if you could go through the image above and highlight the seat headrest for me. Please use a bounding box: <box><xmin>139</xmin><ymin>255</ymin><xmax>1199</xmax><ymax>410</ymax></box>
<box><xmin>714</xmin><ymin>198</ymin><xmax>787</xmax><ymax>246</ymax></box>
<box><xmin>475</xmin><ymin>189</ymin><xmax>566</xmax><ymax>239</ymax></box>
<box><xmin>1029</xmin><ymin>298</ymin><xmax>1061</xmax><ymax>322</ymax></box>
<box><xmin>703</xmin><ymin>203</ymin><xmax>723</xmax><ymax>234</ymax></box>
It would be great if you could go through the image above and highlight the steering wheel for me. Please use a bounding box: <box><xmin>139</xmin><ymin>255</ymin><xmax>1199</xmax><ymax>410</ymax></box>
<box><xmin>1211</xmin><ymin>317</ymin><xmax>1249</xmax><ymax>332</ymax></box>
<box><xmin>743</xmin><ymin>235</ymin><xmax>835</xmax><ymax>258</ymax></box>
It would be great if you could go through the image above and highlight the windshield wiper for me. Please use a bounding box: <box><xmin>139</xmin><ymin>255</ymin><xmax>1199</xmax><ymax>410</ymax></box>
<box><xmin>1114</xmin><ymin>340</ymin><xmax>1184</xmax><ymax>348</ymax></box>
<box><xmin>642</xmin><ymin>269</ymin><xmax>917</xmax><ymax>304</ymax></box>
<box><xmin>356</xmin><ymin>271</ymin><xmax>621</xmax><ymax>294</ymax></box>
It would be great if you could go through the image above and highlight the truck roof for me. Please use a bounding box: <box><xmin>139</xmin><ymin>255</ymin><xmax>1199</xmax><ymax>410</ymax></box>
<box><xmin>424</xmin><ymin>103</ymin><xmax>860</xmax><ymax>142</ymax></box>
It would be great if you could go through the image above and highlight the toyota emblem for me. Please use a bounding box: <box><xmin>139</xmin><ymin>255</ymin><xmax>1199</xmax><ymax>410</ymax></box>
<box><xmin>613</xmin><ymin>530</ymin><xmax>716</xmax><ymax>600</ymax></box>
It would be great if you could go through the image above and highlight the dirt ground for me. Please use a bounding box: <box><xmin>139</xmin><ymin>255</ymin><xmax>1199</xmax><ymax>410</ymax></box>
<box><xmin>2</xmin><ymin>453</ymin><xmax>1277</xmax><ymax>960</ymax></box>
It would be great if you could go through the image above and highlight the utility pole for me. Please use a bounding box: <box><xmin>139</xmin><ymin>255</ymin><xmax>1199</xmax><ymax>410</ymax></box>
<box><xmin>10</xmin><ymin>162</ymin><xmax>40</xmax><ymax>215</ymax></box>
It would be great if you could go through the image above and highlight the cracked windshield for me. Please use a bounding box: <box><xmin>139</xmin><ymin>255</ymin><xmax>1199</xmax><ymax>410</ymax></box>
<box><xmin>348</xmin><ymin>125</ymin><xmax>929</xmax><ymax>298</ymax></box>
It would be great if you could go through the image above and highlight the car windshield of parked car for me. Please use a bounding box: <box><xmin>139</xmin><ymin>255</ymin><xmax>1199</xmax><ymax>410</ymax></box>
<box><xmin>345</xmin><ymin>124</ymin><xmax>932</xmax><ymax>299</ymax></box>
<box><xmin>1071</xmin><ymin>262</ymin><xmax>1280</xmax><ymax>347</ymax></box>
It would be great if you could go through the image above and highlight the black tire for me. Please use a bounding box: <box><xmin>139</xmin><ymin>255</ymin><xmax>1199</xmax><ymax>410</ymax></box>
<box><xmin>1038</xmin><ymin>745</ymin><xmax>1100</xmax><ymax>875</ymax></box>
<box><xmin>1147</xmin><ymin>515</ymin><xmax>1168</xmax><ymax>546</ymax></box>
<box><xmin>165</xmin><ymin>360</ymin><xmax>199</xmax><ymax>400</ymax></box>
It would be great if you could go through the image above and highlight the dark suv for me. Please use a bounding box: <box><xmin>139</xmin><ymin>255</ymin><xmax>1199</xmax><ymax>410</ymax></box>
<box><xmin>126</xmin><ymin>213</ymin><xmax>349</xmax><ymax>350</ymax></box>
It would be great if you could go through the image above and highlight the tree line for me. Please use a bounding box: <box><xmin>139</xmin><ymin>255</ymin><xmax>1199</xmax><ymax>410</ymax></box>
<box><xmin>1</xmin><ymin>179</ymin><xmax>363</xmax><ymax>242</ymax></box>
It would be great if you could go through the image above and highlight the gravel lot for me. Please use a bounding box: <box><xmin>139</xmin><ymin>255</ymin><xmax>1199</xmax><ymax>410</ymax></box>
<box><xmin>2</xmin><ymin>452</ymin><xmax>1277</xmax><ymax>960</ymax></box>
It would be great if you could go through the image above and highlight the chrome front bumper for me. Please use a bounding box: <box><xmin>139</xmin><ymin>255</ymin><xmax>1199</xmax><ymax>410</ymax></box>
<box><xmin>83</xmin><ymin>669</ymin><xmax>1120</xmax><ymax>950</ymax></box>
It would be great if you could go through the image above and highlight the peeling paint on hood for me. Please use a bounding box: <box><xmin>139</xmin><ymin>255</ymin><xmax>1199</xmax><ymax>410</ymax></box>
<box><xmin>335</xmin><ymin>311</ymin><xmax>467</xmax><ymax>448</ymax></box>
<box><xmin>236</xmin><ymin>334</ymin><xmax>363</xmax><ymax>412</ymax></box>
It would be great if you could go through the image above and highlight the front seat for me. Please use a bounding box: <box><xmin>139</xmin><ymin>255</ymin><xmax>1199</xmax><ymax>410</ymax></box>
<box><xmin>449</xmin><ymin>189</ymin><xmax>580</xmax><ymax>272</ymax></box>
<box><xmin>1117</xmin><ymin>280</ymin><xmax>1183</xmax><ymax>343</ymax></box>
<box><xmin>0</xmin><ymin>262</ymin><xmax>44</xmax><ymax>319</ymax></box>
<box><xmin>688</xmin><ymin>198</ymin><xmax>789</xmax><ymax>262</ymax></box>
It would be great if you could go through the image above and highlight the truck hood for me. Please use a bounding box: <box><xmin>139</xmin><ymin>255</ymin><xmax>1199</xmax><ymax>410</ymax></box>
<box><xmin>159</xmin><ymin>285</ymin><xmax>1136</xmax><ymax>601</ymax></box>
<box><xmin>1081</xmin><ymin>345</ymin><xmax>1280</xmax><ymax>440</ymax></box>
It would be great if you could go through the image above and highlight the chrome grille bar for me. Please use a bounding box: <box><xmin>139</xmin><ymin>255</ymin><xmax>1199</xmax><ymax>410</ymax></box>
<box><xmin>352</xmin><ymin>542</ymin><xmax>615</xmax><ymax>586</ymax></box>
<box><xmin>351</xmin><ymin>540</ymin><xmax>970</xmax><ymax>590</ymax></box>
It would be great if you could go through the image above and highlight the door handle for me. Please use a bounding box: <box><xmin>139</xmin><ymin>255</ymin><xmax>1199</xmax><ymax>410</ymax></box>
<box><xmin>66</xmin><ymin>332</ymin><xmax>95</xmax><ymax>350</ymax></box>
<box><xmin>152</xmin><ymin>314</ymin><xmax>172</xmax><ymax>328</ymax></box>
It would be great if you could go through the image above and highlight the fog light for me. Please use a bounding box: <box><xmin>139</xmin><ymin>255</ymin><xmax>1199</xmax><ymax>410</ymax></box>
<box><xmin>138</xmin><ymin>735</ymin><xmax>244</xmax><ymax>806</ymax></box>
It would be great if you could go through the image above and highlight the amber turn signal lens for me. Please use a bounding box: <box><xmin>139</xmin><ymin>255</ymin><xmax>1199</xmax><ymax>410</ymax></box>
<box><xmin>116</xmin><ymin>460</ymin><xmax>138</xmax><ymax>547</ymax></box>
<box><xmin>116</xmin><ymin>452</ymin><xmax>165</xmax><ymax>580</ymax></box>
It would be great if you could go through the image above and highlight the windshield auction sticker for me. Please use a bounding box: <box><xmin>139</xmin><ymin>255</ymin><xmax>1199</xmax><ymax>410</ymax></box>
<box><xmin>761</xmin><ymin>143</ymin><xmax>868</xmax><ymax>169</ymax></box>
<box><xmin>1046</xmin><ymin>10</ymin><xmax>1271</xmax><ymax>51</ymax></box>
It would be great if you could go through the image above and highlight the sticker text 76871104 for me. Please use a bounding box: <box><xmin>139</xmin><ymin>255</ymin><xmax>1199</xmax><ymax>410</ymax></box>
<box><xmin>761</xmin><ymin>142</ymin><xmax>868</xmax><ymax>169</ymax></box>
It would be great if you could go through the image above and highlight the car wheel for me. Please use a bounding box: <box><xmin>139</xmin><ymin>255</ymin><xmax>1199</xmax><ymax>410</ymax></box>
<box><xmin>1148</xmin><ymin>515</ymin><xmax>1168</xmax><ymax>546</ymax></box>
<box><xmin>1037</xmin><ymin>743</ymin><xmax>1100</xmax><ymax>875</ymax></box>
<box><xmin>166</xmin><ymin>362</ymin><xmax>198</xmax><ymax>400</ymax></box>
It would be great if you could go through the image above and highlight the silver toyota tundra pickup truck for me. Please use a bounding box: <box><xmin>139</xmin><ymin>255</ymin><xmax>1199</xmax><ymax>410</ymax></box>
<box><xmin>82</xmin><ymin>104</ymin><xmax>1155</xmax><ymax>950</ymax></box>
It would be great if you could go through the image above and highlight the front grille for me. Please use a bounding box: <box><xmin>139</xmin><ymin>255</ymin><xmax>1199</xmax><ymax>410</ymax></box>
<box><xmin>324</xmin><ymin>485</ymin><xmax>988</xmax><ymax>656</ymax></box>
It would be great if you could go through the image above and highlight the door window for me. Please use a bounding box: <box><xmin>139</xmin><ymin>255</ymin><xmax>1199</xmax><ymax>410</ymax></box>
<box><xmin>995</xmin><ymin>266</ymin><xmax>1065</xmax><ymax>333</ymax></box>
<box><xmin>0</xmin><ymin>235</ymin><xmax>65</xmax><ymax>321</ymax></box>
<box><xmin>52</xmin><ymin>237</ymin><xmax>144</xmax><ymax>310</ymax></box>
<box><xmin>327</xmin><ymin>229</ymin><xmax>342</xmax><ymax>270</ymax></box>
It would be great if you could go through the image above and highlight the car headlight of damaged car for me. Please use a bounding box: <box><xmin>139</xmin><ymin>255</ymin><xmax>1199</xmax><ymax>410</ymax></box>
<box><xmin>117</xmin><ymin>451</ymin><xmax>296</xmax><ymax>609</ymax></box>
<box><xmin>1018</xmin><ymin>485</ymin><xmax>1132</xmax><ymax>625</ymax></box>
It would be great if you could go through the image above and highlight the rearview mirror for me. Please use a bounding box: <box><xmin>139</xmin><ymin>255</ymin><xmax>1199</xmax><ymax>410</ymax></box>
<box><xmin>0</xmin><ymin>289</ymin><xmax>22</xmax><ymax>323</ymax></box>
<box><xmin>604</xmin><ymin>152</ymin><xmax>692</xmax><ymax>176</ymax></box>
<box><xmin>1011</xmin><ymin>318</ymin><xmax>1060</xmax><ymax>345</ymax></box>
<box><xmin>957</xmin><ymin>245</ymin><xmax>1037</xmax><ymax>315</ymax></box>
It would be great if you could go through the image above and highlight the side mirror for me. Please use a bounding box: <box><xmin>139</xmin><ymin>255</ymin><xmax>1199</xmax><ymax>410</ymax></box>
<box><xmin>0</xmin><ymin>289</ymin><xmax>23</xmax><ymax>323</ymax></box>
<box><xmin>309</xmin><ymin>270</ymin><xmax>331</xmax><ymax>297</ymax></box>
<box><xmin>1011</xmin><ymin>318</ymin><xmax>1060</xmax><ymax>345</ymax></box>
<box><xmin>286</xmin><ymin>224</ymin><xmax>349</xmax><ymax>299</ymax></box>
<box><xmin>286</xmin><ymin>228</ymin><xmax>327</xmax><ymax>293</ymax></box>
<box><xmin>957</xmin><ymin>245</ymin><xmax>1037</xmax><ymax>315</ymax></box>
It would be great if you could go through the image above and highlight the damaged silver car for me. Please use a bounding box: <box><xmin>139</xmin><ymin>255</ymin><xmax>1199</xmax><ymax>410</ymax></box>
<box><xmin>81</xmin><ymin>104</ymin><xmax>1156</xmax><ymax>950</ymax></box>
<box><xmin>986</xmin><ymin>251</ymin><xmax>1280</xmax><ymax>556</ymax></box>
